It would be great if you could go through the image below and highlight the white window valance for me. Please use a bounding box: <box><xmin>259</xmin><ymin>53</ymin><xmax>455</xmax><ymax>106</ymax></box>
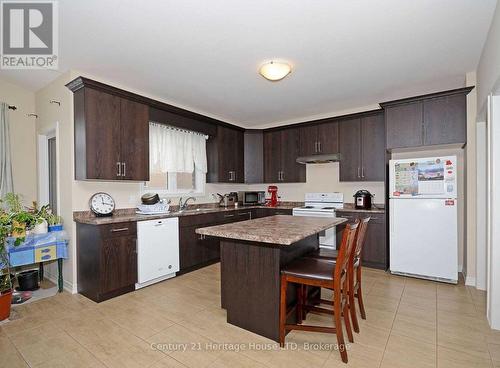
<box><xmin>149</xmin><ymin>122</ymin><xmax>208</xmax><ymax>174</ymax></box>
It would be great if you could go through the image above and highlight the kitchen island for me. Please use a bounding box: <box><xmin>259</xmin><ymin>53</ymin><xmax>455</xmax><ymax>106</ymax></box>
<box><xmin>196</xmin><ymin>215</ymin><xmax>347</xmax><ymax>342</ymax></box>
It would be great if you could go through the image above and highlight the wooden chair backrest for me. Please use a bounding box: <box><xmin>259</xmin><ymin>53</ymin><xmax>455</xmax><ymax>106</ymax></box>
<box><xmin>352</xmin><ymin>217</ymin><xmax>370</xmax><ymax>261</ymax></box>
<box><xmin>334</xmin><ymin>221</ymin><xmax>359</xmax><ymax>283</ymax></box>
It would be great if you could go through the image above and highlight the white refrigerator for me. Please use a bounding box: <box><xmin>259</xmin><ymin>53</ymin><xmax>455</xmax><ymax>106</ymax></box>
<box><xmin>389</xmin><ymin>156</ymin><xmax>458</xmax><ymax>284</ymax></box>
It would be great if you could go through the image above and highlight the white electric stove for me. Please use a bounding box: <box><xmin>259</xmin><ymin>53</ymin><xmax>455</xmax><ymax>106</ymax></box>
<box><xmin>292</xmin><ymin>192</ymin><xmax>344</xmax><ymax>249</ymax></box>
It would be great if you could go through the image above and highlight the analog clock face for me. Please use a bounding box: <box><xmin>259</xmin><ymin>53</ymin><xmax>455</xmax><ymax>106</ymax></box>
<box><xmin>89</xmin><ymin>192</ymin><xmax>115</xmax><ymax>216</ymax></box>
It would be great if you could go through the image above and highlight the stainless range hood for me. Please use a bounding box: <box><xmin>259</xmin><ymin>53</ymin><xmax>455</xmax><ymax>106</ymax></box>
<box><xmin>296</xmin><ymin>153</ymin><xmax>341</xmax><ymax>164</ymax></box>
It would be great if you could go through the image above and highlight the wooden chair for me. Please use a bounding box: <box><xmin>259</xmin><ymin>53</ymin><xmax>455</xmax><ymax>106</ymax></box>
<box><xmin>279</xmin><ymin>222</ymin><xmax>359</xmax><ymax>364</ymax></box>
<box><xmin>302</xmin><ymin>217</ymin><xmax>370</xmax><ymax>333</ymax></box>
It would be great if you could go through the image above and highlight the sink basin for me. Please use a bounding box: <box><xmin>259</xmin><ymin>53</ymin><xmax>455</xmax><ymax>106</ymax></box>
<box><xmin>175</xmin><ymin>208</ymin><xmax>212</xmax><ymax>214</ymax></box>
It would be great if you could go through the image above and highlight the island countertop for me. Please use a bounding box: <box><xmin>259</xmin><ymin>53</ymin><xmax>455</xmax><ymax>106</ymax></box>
<box><xmin>195</xmin><ymin>215</ymin><xmax>347</xmax><ymax>246</ymax></box>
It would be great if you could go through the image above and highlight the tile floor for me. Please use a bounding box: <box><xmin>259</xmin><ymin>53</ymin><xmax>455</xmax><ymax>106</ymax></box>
<box><xmin>1</xmin><ymin>264</ymin><xmax>499</xmax><ymax>367</ymax></box>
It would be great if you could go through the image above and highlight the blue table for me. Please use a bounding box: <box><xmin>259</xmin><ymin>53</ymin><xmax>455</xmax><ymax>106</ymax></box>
<box><xmin>5</xmin><ymin>231</ymin><xmax>68</xmax><ymax>292</ymax></box>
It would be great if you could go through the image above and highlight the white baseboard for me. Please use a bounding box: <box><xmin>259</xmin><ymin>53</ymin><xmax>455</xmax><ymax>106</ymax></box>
<box><xmin>465</xmin><ymin>275</ymin><xmax>476</xmax><ymax>286</ymax></box>
<box><xmin>43</xmin><ymin>270</ymin><xmax>77</xmax><ymax>294</ymax></box>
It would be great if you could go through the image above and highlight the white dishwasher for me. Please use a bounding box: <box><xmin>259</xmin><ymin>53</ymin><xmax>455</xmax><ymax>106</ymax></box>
<box><xmin>136</xmin><ymin>217</ymin><xmax>179</xmax><ymax>289</ymax></box>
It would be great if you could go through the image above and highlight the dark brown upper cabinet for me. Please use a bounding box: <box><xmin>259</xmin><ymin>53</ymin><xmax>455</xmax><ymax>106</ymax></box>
<box><xmin>68</xmin><ymin>79</ymin><xmax>149</xmax><ymax>181</ymax></box>
<box><xmin>382</xmin><ymin>87</ymin><xmax>473</xmax><ymax>150</ymax></box>
<box><xmin>339</xmin><ymin>112</ymin><xmax>385</xmax><ymax>182</ymax></box>
<box><xmin>207</xmin><ymin>125</ymin><xmax>244</xmax><ymax>183</ymax></box>
<box><xmin>423</xmin><ymin>94</ymin><xmax>467</xmax><ymax>146</ymax></box>
<box><xmin>299</xmin><ymin>120</ymin><xmax>339</xmax><ymax>156</ymax></box>
<box><xmin>244</xmin><ymin>130</ymin><xmax>264</xmax><ymax>183</ymax></box>
<box><xmin>263</xmin><ymin>128</ymin><xmax>305</xmax><ymax>183</ymax></box>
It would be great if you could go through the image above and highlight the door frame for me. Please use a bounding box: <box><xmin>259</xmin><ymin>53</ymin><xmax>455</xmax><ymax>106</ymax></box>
<box><xmin>37</xmin><ymin>123</ymin><xmax>60</xmax><ymax>214</ymax></box>
<box><xmin>487</xmin><ymin>93</ymin><xmax>500</xmax><ymax>330</ymax></box>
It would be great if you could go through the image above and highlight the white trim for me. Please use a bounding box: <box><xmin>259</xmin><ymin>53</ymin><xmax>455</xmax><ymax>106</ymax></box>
<box><xmin>43</xmin><ymin>269</ymin><xmax>77</xmax><ymax>294</ymax></box>
<box><xmin>37</xmin><ymin>134</ymin><xmax>49</xmax><ymax>205</ymax></box>
<box><xmin>487</xmin><ymin>93</ymin><xmax>500</xmax><ymax>330</ymax></box>
<box><xmin>37</xmin><ymin>126</ymin><xmax>58</xmax><ymax>209</ymax></box>
<box><xmin>465</xmin><ymin>275</ymin><xmax>476</xmax><ymax>287</ymax></box>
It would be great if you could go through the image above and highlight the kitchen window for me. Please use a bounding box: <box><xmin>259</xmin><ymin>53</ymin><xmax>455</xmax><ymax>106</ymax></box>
<box><xmin>142</xmin><ymin>123</ymin><xmax>207</xmax><ymax>196</ymax></box>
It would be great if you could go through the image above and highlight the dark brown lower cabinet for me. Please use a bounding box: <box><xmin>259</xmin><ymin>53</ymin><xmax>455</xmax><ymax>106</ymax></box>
<box><xmin>76</xmin><ymin>208</ymin><xmax>297</xmax><ymax>302</ymax></box>
<box><xmin>77</xmin><ymin>222</ymin><xmax>137</xmax><ymax>302</ymax></box>
<box><xmin>178</xmin><ymin>208</ymin><xmax>293</xmax><ymax>273</ymax></box>
<box><xmin>179</xmin><ymin>224</ymin><xmax>220</xmax><ymax>271</ymax></box>
<box><xmin>336</xmin><ymin>211</ymin><xmax>387</xmax><ymax>270</ymax></box>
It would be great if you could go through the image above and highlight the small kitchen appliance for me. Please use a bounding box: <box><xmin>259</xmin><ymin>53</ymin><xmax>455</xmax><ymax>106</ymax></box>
<box><xmin>292</xmin><ymin>192</ymin><xmax>344</xmax><ymax>248</ymax></box>
<box><xmin>354</xmin><ymin>190</ymin><xmax>373</xmax><ymax>210</ymax></box>
<box><xmin>217</xmin><ymin>193</ymin><xmax>238</xmax><ymax>207</ymax></box>
<box><xmin>267</xmin><ymin>186</ymin><xmax>279</xmax><ymax>207</ymax></box>
<box><xmin>238</xmin><ymin>191</ymin><xmax>266</xmax><ymax>206</ymax></box>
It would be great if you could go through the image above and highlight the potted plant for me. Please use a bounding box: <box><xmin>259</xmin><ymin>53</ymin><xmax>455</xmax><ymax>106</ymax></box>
<box><xmin>0</xmin><ymin>198</ymin><xmax>24</xmax><ymax>321</ymax></box>
<box><xmin>47</xmin><ymin>213</ymin><xmax>63</xmax><ymax>232</ymax></box>
<box><xmin>3</xmin><ymin>193</ymin><xmax>26</xmax><ymax>238</ymax></box>
<box><xmin>30</xmin><ymin>202</ymin><xmax>50</xmax><ymax>235</ymax></box>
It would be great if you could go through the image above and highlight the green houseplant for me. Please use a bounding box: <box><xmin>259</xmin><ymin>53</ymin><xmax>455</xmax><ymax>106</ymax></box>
<box><xmin>47</xmin><ymin>213</ymin><xmax>63</xmax><ymax>232</ymax></box>
<box><xmin>0</xmin><ymin>197</ymin><xmax>25</xmax><ymax>321</ymax></box>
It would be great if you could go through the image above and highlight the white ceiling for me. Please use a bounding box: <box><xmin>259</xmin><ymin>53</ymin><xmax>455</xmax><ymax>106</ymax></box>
<box><xmin>0</xmin><ymin>0</ymin><xmax>496</xmax><ymax>127</ymax></box>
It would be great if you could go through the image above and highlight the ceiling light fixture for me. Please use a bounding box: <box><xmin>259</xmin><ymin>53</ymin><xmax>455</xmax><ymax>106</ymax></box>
<box><xmin>259</xmin><ymin>61</ymin><xmax>292</xmax><ymax>81</ymax></box>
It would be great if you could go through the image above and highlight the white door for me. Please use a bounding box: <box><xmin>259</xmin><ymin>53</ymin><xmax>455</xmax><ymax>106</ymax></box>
<box><xmin>390</xmin><ymin>198</ymin><xmax>458</xmax><ymax>283</ymax></box>
<box><xmin>137</xmin><ymin>218</ymin><xmax>179</xmax><ymax>284</ymax></box>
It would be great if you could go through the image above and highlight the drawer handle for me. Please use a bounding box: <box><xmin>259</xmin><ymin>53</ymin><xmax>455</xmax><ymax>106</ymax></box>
<box><xmin>224</xmin><ymin>214</ymin><xmax>235</xmax><ymax>218</ymax></box>
<box><xmin>41</xmin><ymin>248</ymin><xmax>51</xmax><ymax>253</ymax></box>
<box><xmin>110</xmin><ymin>227</ymin><xmax>128</xmax><ymax>232</ymax></box>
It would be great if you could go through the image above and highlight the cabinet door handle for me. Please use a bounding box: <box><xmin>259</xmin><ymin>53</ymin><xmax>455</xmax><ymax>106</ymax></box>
<box><xmin>199</xmin><ymin>234</ymin><xmax>205</xmax><ymax>240</ymax></box>
<box><xmin>318</xmin><ymin>141</ymin><xmax>321</xmax><ymax>153</ymax></box>
<box><xmin>122</xmin><ymin>162</ymin><xmax>126</xmax><ymax>177</ymax></box>
<box><xmin>116</xmin><ymin>162</ymin><xmax>121</xmax><ymax>177</ymax></box>
<box><xmin>281</xmin><ymin>171</ymin><xmax>285</xmax><ymax>181</ymax></box>
<box><xmin>110</xmin><ymin>227</ymin><xmax>128</xmax><ymax>232</ymax></box>
<box><xmin>357</xmin><ymin>167</ymin><xmax>361</xmax><ymax>178</ymax></box>
<box><xmin>314</xmin><ymin>141</ymin><xmax>318</xmax><ymax>153</ymax></box>
<box><xmin>361</xmin><ymin>167</ymin><xmax>365</xmax><ymax>178</ymax></box>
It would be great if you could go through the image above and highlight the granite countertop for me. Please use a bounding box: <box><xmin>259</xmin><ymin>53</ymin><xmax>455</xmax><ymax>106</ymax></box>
<box><xmin>336</xmin><ymin>203</ymin><xmax>385</xmax><ymax>214</ymax></box>
<box><xmin>73</xmin><ymin>202</ymin><xmax>301</xmax><ymax>225</ymax></box>
<box><xmin>195</xmin><ymin>215</ymin><xmax>347</xmax><ymax>246</ymax></box>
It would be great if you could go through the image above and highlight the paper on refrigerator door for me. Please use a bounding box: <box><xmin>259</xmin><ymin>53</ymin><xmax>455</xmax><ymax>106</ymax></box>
<box><xmin>416</xmin><ymin>160</ymin><xmax>445</xmax><ymax>195</ymax></box>
<box><xmin>394</xmin><ymin>158</ymin><xmax>450</xmax><ymax>196</ymax></box>
<box><xmin>394</xmin><ymin>162</ymin><xmax>418</xmax><ymax>195</ymax></box>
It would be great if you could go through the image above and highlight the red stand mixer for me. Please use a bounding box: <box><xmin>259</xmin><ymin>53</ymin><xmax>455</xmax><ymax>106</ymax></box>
<box><xmin>266</xmin><ymin>185</ymin><xmax>279</xmax><ymax>207</ymax></box>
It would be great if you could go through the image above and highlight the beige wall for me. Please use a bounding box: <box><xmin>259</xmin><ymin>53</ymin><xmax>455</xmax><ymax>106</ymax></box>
<box><xmin>0</xmin><ymin>79</ymin><xmax>37</xmax><ymax>201</ymax></box>
<box><xmin>477</xmin><ymin>1</ymin><xmax>500</xmax><ymax>119</ymax></box>
<box><xmin>391</xmin><ymin>148</ymin><xmax>465</xmax><ymax>272</ymax></box>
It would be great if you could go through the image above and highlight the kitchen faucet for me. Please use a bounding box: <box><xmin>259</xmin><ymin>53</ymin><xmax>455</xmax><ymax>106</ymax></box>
<box><xmin>179</xmin><ymin>196</ymin><xmax>196</xmax><ymax>211</ymax></box>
